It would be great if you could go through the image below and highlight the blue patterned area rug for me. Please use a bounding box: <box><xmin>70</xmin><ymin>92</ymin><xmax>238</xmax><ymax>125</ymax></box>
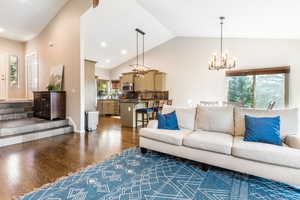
<box><xmin>19</xmin><ymin>148</ymin><xmax>300</xmax><ymax>200</ymax></box>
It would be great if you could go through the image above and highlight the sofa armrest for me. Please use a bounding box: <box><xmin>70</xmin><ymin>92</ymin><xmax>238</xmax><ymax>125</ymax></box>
<box><xmin>285</xmin><ymin>135</ymin><xmax>300</xmax><ymax>150</ymax></box>
<box><xmin>147</xmin><ymin>120</ymin><xmax>158</xmax><ymax>129</ymax></box>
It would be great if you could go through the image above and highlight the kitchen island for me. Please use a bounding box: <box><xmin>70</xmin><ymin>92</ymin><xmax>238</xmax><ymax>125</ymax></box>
<box><xmin>119</xmin><ymin>99</ymin><xmax>148</xmax><ymax>128</ymax></box>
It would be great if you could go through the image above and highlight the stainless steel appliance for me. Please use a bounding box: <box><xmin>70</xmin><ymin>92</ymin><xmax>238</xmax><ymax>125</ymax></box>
<box><xmin>122</xmin><ymin>83</ymin><xmax>134</xmax><ymax>92</ymax></box>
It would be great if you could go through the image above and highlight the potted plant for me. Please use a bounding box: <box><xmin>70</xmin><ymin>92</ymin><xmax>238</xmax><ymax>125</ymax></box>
<box><xmin>47</xmin><ymin>84</ymin><xmax>60</xmax><ymax>91</ymax></box>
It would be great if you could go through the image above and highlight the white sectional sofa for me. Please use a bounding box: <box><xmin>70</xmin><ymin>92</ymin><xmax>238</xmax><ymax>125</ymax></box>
<box><xmin>139</xmin><ymin>105</ymin><xmax>300</xmax><ymax>186</ymax></box>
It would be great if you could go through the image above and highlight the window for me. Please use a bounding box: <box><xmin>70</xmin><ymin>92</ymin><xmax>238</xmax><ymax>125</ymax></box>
<box><xmin>227</xmin><ymin>67</ymin><xmax>289</xmax><ymax>109</ymax></box>
<box><xmin>9</xmin><ymin>55</ymin><xmax>19</xmax><ymax>88</ymax></box>
<box><xmin>26</xmin><ymin>52</ymin><xmax>39</xmax><ymax>99</ymax></box>
<box><xmin>97</xmin><ymin>79</ymin><xmax>110</xmax><ymax>98</ymax></box>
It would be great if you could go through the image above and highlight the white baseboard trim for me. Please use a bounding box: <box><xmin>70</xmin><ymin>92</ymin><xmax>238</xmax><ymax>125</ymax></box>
<box><xmin>67</xmin><ymin>116</ymin><xmax>85</xmax><ymax>134</ymax></box>
<box><xmin>75</xmin><ymin>129</ymin><xmax>86</xmax><ymax>134</ymax></box>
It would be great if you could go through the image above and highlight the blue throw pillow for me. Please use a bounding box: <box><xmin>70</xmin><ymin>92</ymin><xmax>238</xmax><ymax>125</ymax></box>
<box><xmin>244</xmin><ymin>115</ymin><xmax>282</xmax><ymax>146</ymax></box>
<box><xmin>157</xmin><ymin>111</ymin><xmax>180</xmax><ymax>130</ymax></box>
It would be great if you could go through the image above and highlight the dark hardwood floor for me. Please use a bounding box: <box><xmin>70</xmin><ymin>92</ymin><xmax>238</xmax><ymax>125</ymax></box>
<box><xmin>0</xmin><ymin>117</ymin><xmax>139</xmax><ymax>200</ymax></box>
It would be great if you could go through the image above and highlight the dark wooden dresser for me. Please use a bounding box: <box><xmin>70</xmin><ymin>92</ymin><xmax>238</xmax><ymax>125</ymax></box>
<box><xmin>33</xmin><ymin>91</ymin><xmax>66</xmax><ymax>120</ymax></box>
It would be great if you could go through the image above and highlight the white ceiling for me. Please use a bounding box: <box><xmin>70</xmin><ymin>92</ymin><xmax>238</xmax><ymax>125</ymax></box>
<box><xmin>0</xmin><ymin>0</ymin><xmax>69</xmax><ymax>41</ymax></box>
<box><xmin>82</xmin><ymin>0</ymin><xmax>173</xmax><ymax>69</ymax></box>
<box><xmin>138</xmin><ymin>0</ymin><xmax>300</xmax><ymax>39</ymax></box>
<box><xmin>83</xmin><ymin>0</ymin><xmax>300</xmax><ymax>69</ymax></box>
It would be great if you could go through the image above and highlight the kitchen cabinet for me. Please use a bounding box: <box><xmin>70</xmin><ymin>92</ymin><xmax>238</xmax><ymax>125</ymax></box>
<box><xmin>133</xmin><ymin>70</ymin><xmax>166</xmax><ymax>92</ymax></box>
<box><xmin>120</xmin><ymin>73</ymin><xmax>135</xmax><ymax>85</ymax></box>
<box><xmin>155</xmin><ymin>72</ymin><xmax>166</xmax><ymax>91</ymax></box>
<box><xmin>133</xmin><ymin>75</ymin><xmax>144</xmax><ymax>92</ymax></box>
<box><xmin>111</xmin><ymin>80</ymin><xmax>120</xmax><ymax>89</ymax></box>
<box><xmin>97</xmin><ymin>100</ymin><xmax>119</xmax><ymax>115</ymax></box>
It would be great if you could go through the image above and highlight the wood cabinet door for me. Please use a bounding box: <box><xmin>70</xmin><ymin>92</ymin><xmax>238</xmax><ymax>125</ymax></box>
<box><xmin>108</xmin><ymin>101</ymin><xmax>114</xmax><ymax>114</ymax></box>
<box><xmin>97</xmin><ymin>101</ymin><xmax>103</xmax><ymax>115</ymax></box>
<box><xmin>102</xmin><ymin>101</ymin><xmax>108</xmax><ymax>115</ymax></box>
<box><xmin>144</xmin><ymin>71</ymin><xmax>155</xmax><ymax>91</ymax></box>
<box><xmin>134</xmin><ymin>76</ymin><xmax>145</xmax><ymax>91</ymax></box>
<box><xmin>155</xmin><ymin>73</ymin><xmax>166</xmax><ymax>91</ymax></box>
<box><xmin>114</xmin><ymin>101</ymin><xmax>120</xmax><ymax>115</ymax></box>
<box><xmin>121</xmin><ymin>74</ymin><xmax>134</xmax><ymax>84</ymax></box>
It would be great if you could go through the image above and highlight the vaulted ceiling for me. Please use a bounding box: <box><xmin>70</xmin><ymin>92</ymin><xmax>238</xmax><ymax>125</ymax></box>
<box><xmin>0</xmin><ymin>0</ymin><xmax>69</xmax><ymax>41</ymax></box>
<box><xmin>83</xmin><ymin>0</ymin><xmax>300</xmax><ymax>69</ymax></box>
<box><xmin>82</xmin><ymin>0</ymin><xmax>174</xmax><ymax>69</ymax></box>
<box><xmin>138</xmin><ymin>0</ymin><xmax>300</xmax><ymax>39</ymax></box>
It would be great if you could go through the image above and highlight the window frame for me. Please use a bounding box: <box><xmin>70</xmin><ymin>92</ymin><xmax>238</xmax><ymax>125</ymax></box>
<box><xmin>226</xmin><ymin>66</ymin><xmax>290</xmax><ymax>108</ymax></box>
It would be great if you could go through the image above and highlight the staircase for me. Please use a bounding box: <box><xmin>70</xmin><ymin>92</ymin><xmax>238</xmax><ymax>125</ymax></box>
<box><xmin>0</xmin><ymin>101</ymin><xmax>73</xmax><ymax>147</ymax></box>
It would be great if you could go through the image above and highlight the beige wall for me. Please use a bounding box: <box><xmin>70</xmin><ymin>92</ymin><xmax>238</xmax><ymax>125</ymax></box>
<box><xmin>26</xmin><ymin>0</ymin><xmax>91</xmax><ymax>132</ymax></box>
<box><xmin>0</xmin><ymin>37</ymin><xmax>26</xmax><ymax>99</ymax></box>
<box><xmin>111</xmin><ymin>37</ymin><xmax>300</xmax><ymax>108</ymax></box>
<box><xmin>85</xmin><ymin>60</ymin><xmax>97</xmax><ymax>111</ymax></box>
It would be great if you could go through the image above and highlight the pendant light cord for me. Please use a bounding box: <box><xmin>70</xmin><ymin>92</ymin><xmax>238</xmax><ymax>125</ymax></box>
<box><xmin>136</xmin><ymin>30</ymin><xmax>139</xmax><ymax>66</ymax></box>
<box><xmin>134</xmin><ymin>28</ymin><xmax>147</xmax><ymax>69</ymax></box>
<box><xmin>143</xmin><ymin>33</ymin><xmax>145</xmax><ymax>66</ymax></box>
<box><xmin>220</xmin><ymin>17</ymin><xmax>224</xmax><ymax>58</ymax></box>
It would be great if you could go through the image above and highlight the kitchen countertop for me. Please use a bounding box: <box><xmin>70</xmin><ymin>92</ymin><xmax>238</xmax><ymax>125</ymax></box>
<box><xmin>97</xmin><ymin>99</ymin><xmax>119</xmax><ymax>101</ymax></box>
<box><xmin>119</xmin><ymin>99</ymin><xmax>149</xmax><ymax>103</ymax></box>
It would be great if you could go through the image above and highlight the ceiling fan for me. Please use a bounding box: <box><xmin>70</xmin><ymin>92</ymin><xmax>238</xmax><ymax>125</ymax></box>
<box><xmin>93</xmin><ymin>0</ymin><xmax>100</xmax><ymax>8</ymax></box>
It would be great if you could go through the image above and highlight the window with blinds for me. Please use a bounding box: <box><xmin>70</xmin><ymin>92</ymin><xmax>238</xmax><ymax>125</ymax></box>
<box><xmin>226</xmin><ymin>66</ymin><xmax>290</xmax><ymax>109</ymax></box>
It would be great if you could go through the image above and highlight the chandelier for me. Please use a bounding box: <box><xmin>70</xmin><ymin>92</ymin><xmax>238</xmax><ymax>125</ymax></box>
<box><xmin>130</xmin><ymin>29</ymin><xmax>152</xmax><ymax>76</ymax></box>
<box><xmin>209</xmin><ymin>17</ymin><xmax>237</xmax><ymax>70</ymax></box>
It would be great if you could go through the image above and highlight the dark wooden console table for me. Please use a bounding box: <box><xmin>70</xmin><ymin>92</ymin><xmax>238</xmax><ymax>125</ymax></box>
<box><xmin>33</xmin><ymin>91</ymin><xmax>66</xmax><ymax>120</ymax></box>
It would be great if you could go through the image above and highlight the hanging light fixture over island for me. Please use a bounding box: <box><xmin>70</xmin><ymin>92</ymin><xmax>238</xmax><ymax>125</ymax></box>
<box><xmin>209</xmin><ymin>17</ymin><xmax>237</xmax><ymax>71</ymax></box>
<box><xmin>130</xmin><ymin>28</ymin><xmax>153</xmax><ymax>76</ymax></box>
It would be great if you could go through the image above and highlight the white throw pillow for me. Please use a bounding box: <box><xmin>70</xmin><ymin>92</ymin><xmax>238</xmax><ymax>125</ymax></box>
<box><xmin>162</xmin><ymin>105</ymin><xmax>197</xmax><ymax>131</ymax></box>
<box><xmin>196</xmin><ymin>105</ymin><xmax>234</xmax><ymax>135</ymax></box>
<box><xmin>235</xmin><ymin>108</ymin><xmax>298</xmax><ymax>139</ymax></box>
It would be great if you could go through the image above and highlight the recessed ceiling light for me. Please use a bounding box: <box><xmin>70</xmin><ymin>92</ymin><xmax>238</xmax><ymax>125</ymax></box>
<box><xmin>121</xmin><ymin>49</ymin><xmax>128</xmax><ymax>55</ymax></box>
<box><xmin>100</xmin><ymin>42</ymin><xmax>107</xmax><ymax>48</ymax></box>
<box><xmin>0</xmin><ymin>28</ymin><xmax>5</xmax><ymax>33</ymax></box>
<box><xmin>105</xmin><ymin>59</ymin><xmax>111</xmax><ymax>63</ymax></box>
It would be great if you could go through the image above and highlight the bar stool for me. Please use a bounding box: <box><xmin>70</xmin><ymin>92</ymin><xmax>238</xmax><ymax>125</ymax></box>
<box><xmin>153</xmin><ymin>100</ymin><xmax>165</xmax><ymax>117</ymax></box>
<box><xmin>135</xmin><ymin>100</ymin><xmax>155</xmax><ymax>128</ymax></box>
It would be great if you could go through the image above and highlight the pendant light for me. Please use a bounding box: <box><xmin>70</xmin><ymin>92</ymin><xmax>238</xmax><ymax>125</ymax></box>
<box><xmin>130</xmin><ymin>29</ymin><xmax>152</xmax><ymax>76</ymax></box>
<box><xmin>209</xmin><ymin>17</ymin><xmax>237</xmax><ymax>70</ymax></box>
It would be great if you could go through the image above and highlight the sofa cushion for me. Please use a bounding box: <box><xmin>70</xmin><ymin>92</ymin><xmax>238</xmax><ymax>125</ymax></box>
<box><xmin>162</xmin><ymin>105</ymin><xmax>197</xmax><ymax>130</ymax></box>
<box><xmin>183</xmin><ymin>130</ymin><xmax>233</xmax><ymax>155</ymax></box>
<box><xmin>285</xmin><ymin>135</ymin><xmax>300</xmax><ymax>150</ymax></box>
<box><xmin>235</xmin><ymin>108</ymin><xmax>298</xmax><ymax>139</ymax></box>
<box><xmin>157</xmin><ymin>111</ymin><xmax>180</xmax><ymax>130</ymax></box>
<box><xmin>232</xmin><ymin>136</ymin><xmax>300</xmax><ymax>169</ymax></box>
<box><xmin>244</xmin><ymin>115</ymin><xmax>282</xmax><ymax>146</ymax></box>
<box><xmin>196</xmin><ymin>105</ymin><xmax>234</xmax><ymax>135</ymax></box>
<box><xmin>139</xmin><ymin>128</ymin><xmax>193</xmax><ymax>146</ymax></box>
<box><xmin>147</xmin><ymin>120</ymin><xmax>158</xmax><ymax>129</ymax></box>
